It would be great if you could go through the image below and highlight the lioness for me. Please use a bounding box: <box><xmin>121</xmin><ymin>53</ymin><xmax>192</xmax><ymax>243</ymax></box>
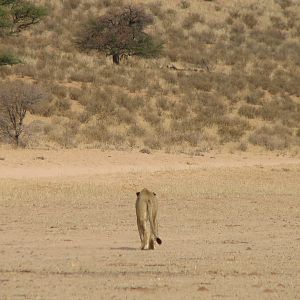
<box><xmin>136</xmin><ymin>188</ymin><xmax>162</xmax><ymax>250</ymax></box>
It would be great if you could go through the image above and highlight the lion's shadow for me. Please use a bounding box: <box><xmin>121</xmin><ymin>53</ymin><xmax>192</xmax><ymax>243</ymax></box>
<box><xmin>110</xmin><ymin>247</ymin><xmax>137</xmax><ymax>251</ymax></box>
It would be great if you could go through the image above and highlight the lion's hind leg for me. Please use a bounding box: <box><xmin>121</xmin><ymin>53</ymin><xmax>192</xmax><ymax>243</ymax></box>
<box><xmin>149</xmin><ymin>236</ymin><xmax>155</xmax><ymax>250</ymax></box>
<box><xmin>138</xmin><ymin>219</ymin><xmax>149</xmax><ymax>250</ymax></box>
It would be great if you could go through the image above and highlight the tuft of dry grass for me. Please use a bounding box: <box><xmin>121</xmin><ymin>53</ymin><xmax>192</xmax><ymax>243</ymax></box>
<box><xmin>249</xmin><ymin>125</ymin><xmax>293</xmax><ymax>150</ymax></box>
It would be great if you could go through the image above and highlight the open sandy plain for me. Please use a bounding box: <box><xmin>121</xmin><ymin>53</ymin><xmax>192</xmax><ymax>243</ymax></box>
<box><xmin>0</xmin><ymin>149</ymin><xmax>300</xmax><ymax>299</ymax></box>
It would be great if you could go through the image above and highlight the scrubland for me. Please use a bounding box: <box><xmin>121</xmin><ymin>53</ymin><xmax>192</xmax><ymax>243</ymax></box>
<box><xmin>0</xmin><ymin>0</ymin><xmax>299</xmax><ymax>152</ymax></box>
<box><xmin>1</xmin><ymin>2</ymin><xmax>300</xmax><ymax>299</ymax></box>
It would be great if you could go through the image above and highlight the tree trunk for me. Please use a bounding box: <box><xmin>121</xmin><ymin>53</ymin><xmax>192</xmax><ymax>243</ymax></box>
<box><xmin>112</xmin><ymin>53</ymin><xmax>120</xmax><ymax>65</ymax></box>
<box><xmin>14</xmin><ymin>134</ymin><xmax>19</xmax><ymax>147</ymax></box>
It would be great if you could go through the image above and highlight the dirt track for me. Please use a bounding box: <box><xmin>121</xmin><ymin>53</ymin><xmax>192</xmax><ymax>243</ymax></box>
<box><xmin>0</xmin><ymin>150</ymin><xmax>300</xmax><ymax>299</ymax></box>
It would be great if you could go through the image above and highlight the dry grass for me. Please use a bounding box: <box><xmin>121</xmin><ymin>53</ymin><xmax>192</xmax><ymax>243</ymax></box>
<box><xmin>1</xmin><ymin>0</ymin><xmax>300</xmax><ymax>151</ymax></box>
<box><xmin>249</xmin><ymin>124</ymin><xmax>294</xmax><ymax>150</ymax></box>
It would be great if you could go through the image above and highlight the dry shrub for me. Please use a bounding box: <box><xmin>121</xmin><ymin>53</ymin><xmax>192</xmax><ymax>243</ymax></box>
<box><xmin>178</xmin><ymin>48</ymin><xmax>208</xmax><ymax>65</ymax></box>
<box><xmin>238</xmin><ymin>142</ymin><xmax>248</xmax><ymax>151</ymax></box>
<box><xmin>115</xmin><ymin>92</ymin><xmax>143</xmax><ymax>113</ymax></box>
<box><xmin>275</xmin><ymin>0</ymin><xmax>293</xmax><ymax>10</ymax></box>
<box><xmin>180</xmin><ymin>1</ymin><xmax>190</xmax><ymax>9</ymax></box>
<box><xmin>182</xmin><ymin>13</ymin><xmax>205</xmax><ymax>30</ymax></box>
<box><xmin>80</xmin><ymin>119</ymin><xmax>110</xmax><ymax>144</ymax></box>
<box><xmin>32</xmin><ymin>100</ymin><xmax>55</xmax><ymax>117</ymax></box>
<box><xmin>162</xmin><ymin>124</ymin><xmax>217</xmax><ymax>149</ymax></box>
<box><xmin>272</xmin><ymin>69</ymin><xmax>300</xmax><ymax>96</ymax></box>
<box><xmin>146</xmin><ymin>80</ymin><xmax>164</xmax><ymax>97</ymax></box>
<box><xmin>230</xmin><ymin>21</ymin><xmax>246</xmax><ymax>35</ymax></box>
<box><xmin>143</xmin><ymin>136</ymin><xmax>162</xmax><ymax>150</ymax></box>
<box><xmin>62</xmin><ymin>0</ymin><xmax>81</xmax><ymax>10</ymax></box>
<box><xmin>245</xmin><ymin>89</ymin><xmax>264</xmax><ymax>105</ymax></box>
<box><xmin>23</xmin><ymin>120</ymin><xmax>48</xmax><ymax>148</ymax></box>
<box><xmin>69</xmin><ymin>70</ymin><xmax>95</xmax><ymax>83</ymax></box>
<box><xmin>106</xmin><ymin>74</ymin><xmax>129</xmax><ymax>88</ymax></box>
<box><xmin>147</xmin><ymin>1</ymin><xmax>164</xmax><ymax>18</ymax></box>
<box><xmin>115</xmin><ymin>107</ymin><xmax>135</xmax><ymax>124</ymax></box>
<box><xmin>256</xmin><ymin>96</ymin><xmax>300</xmax><ymax>127</ymax></box>
<box><xmin>156</xmin><ymin>96</ymin><xmax>171</xmax><ymax>111</ymax></box>
<box><xmin>98</xmin><ymin>0</ymin><xmax>124</xmax><ymax>8</ymax></box>
<box><xmin>242</xmin><ymin>13</ymin><xmax>258</xmax><ymax>29</ymax></box>
<box><xmin>262</xmin><ymin>28</ymin><xmax>286</xmax><ymax>47</ymax></box>
<box><xmin>284</xmin><ymin>10</ymin><xmax>298</xmax><ymax>29</ymax></box>
<box><xmin>193</xmin><ymin>94</ymin><xmax>227</xmax><ymax>126</ymax></box>
<box><xmin>249</xmin><ymin>125</ymin><xmax>293</xmax><ymax>150</ymax></box>
<box><xmin>13</xmin><ymin>64</ymin><xmax>36</xmax><ymax>78</ymax></box>
<box><xmin>167</xmin><ymin>130</ymin><xmax>201</xmax><ymax>147</ymax></box>
<box><xmin>238</xmin><ymin>104</ymin><xmax>259</xmax><ymax>119</ymax></box>
<box><xmin>128</xmin><ymin>70</ymin><xmax>149</xmax><ymax>92</ymax></box>
<box><xmin>0</xmin><ymin>65</ymin><xmax>13</xmax><ymax>77</ymax></box>
<box><xmin>218</xmin><ymin>117</ymin><xmax>250</xmax><ymax>142</ymax></box>
<box><xmin>248</xmin><ymin>66</ymin><xmax>272</xmax><ymax>91</ymax></box>
<box><xmin>53</xmin><ymin>98</ymin><xmax>71</xmax><ymax>114</ymax></box>
<box><xmin>179</xmin><ymin>73</ymin><xmax>213</xmax><ymax>92</ymax></box>
<box><xmin>77</xmin><ymin>111</ymin><xmax>89</xmax><ymax>123</ymax></box>
<box><xmin>128</xmin><ymin>124</ymin><xmax>145</xmax><ymax>137</ymax></box>
<box><xmin>143</xmin><ymin>107</ymin><xmax>161</xmax><ymax>125</ymax></box>
<box><xmin>85</xmin><ymin>88</ymin><xmax>116</xmax><ymax>116</ymax></box>
<box><xmin>51</xmin><ymin>85</ymin><xmax>67</xmax><ymax>99</ymax></box>
<box><xmin>161</xmin><ymin>70</ymin><xmax>178</xmax><ymax>85</ymax></box>
<box><xmin>69</xmin><ymin>87</ymin><xmax>83</xmax><ymax>101</ymax></box>
<box><xmin>167</xmin><ymin>27</ymin><xmax>186</xmax><ymax>46</ymax></box>
<box><xmin>270</xmin><ymin>16</ymin><xmax>287</xmax><ymax>30</ymax></box>
<box><xmin>214</xmin><ymin>73</ymin><xmax>244</xmax><ymax>101</ymax></box>
<box><xmin>45</xmin><ymin>117</ymin><xmax>79</xmax><ymax>148</ymax></box>
<box><xmin>192</xmin><ymin>30</ymin><xmax>216</xmax><ymax>44</ymax></box>
<box><xmin>277</xmin><ymin>41</ymin><xmax>300</xmax><ymax>70</ymax></box>
<box><xmin>170</xmin><ymin>118</ymin><xmax>195</xmax><ymax>134</ymax></box>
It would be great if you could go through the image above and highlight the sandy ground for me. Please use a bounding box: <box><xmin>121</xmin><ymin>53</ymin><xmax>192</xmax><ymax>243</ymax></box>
<box><xmin>0</xmin><ymin>150</ymin><xmax>300</xmax><ymax>299</ymax></box>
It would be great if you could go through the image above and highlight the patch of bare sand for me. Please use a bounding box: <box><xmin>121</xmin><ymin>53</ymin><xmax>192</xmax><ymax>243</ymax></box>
<box><xmin>0</xmin><ymin>150</ymin><xmax>300</xmax><ymax>299</ymax></box>
<box><xmin>0</xmin><ymin>149</ymin><xmax>299</xmax><ymax>179</ymax></box>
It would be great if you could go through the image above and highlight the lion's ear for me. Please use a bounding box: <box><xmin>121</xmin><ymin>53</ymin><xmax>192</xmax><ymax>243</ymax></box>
<box><xmin>153</xmin><ymin>192</ymin><xmax>156</xmax><ymax>196</ymax></box>
<box><xmin>136</xmin><ymin>192</ymin><xmax>140</xmax><ymax>196</ymax></box>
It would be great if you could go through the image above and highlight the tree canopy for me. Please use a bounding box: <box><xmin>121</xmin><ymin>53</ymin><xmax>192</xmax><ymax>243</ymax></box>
<box><xmin>77</xmin><ymin>5</ymin><xmax>163</xmax><ymax>64</ymax></box>
<box><xmin>0</xmin><ymin>0</ymin><xmax>47</xmax><ymax>34</ymax></box>
<box><xmin>0</xmin><ymin>0</ymin><xmax>47</xmax><ymax>66</ymax></box>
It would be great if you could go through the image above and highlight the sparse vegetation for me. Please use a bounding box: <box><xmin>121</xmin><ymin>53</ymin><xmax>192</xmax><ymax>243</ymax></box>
<box><xmin>0</xmin><ymin>0</ymin><xmax>299</xmax><ymax>152</ymax></box>
<box><xmin>0</xmin><ymin>81</ymin><xmax>48</xmax><ymax>146</ymax></box>
<box><xmin>249</xmin><ymin>125</ymin><xmax>293</xmax><ymax>150</ymax></box>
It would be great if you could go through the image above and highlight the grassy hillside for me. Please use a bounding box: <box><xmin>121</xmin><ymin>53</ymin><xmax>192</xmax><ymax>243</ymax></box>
<box><xmin>1</xmin><ymin>0</ymin><xmax>300</xmax><ymax>152</ymax></box>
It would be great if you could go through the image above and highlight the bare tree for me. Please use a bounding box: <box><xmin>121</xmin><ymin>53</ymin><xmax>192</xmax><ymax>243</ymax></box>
<box><xmin>0</xmin><ymin>81</ymin><xmax>47</xmax><ymax>146</ymax></box>
<box><xmin>77</xmin><ymin>5</ymin><xmax>163</xmax><ymax>65</ymax></box>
